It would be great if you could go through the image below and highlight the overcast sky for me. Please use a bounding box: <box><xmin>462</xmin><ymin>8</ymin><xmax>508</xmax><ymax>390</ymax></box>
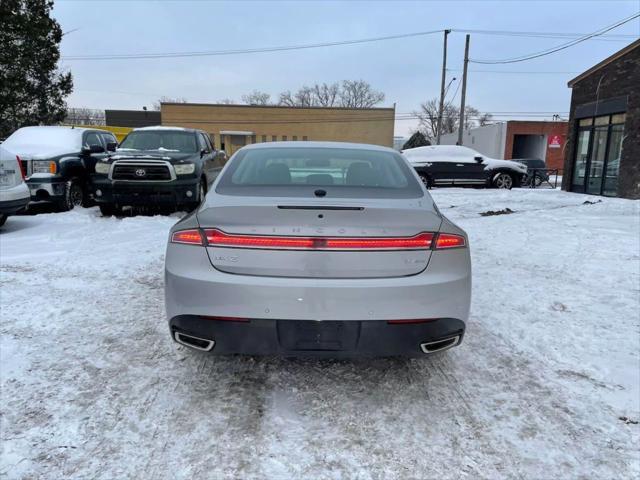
<box><xmin>53</xmin><ymin>0</ymin><xmax>639</xmax><ymax>136</ymax></box>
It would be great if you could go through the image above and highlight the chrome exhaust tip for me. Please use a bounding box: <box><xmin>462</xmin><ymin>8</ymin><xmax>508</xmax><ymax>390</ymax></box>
<box><xmin>420</xmin><ymin>335</ymin><xmax>460</xmax><ymax>354</ymax></box>
<box><xmin>174</xmin><ymin>331</ymin><xmax>215</xmax><ymax>352</ymax></box>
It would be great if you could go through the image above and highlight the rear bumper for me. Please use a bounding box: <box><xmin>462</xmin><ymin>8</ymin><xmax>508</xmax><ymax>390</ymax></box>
<box><xmin>170</xmin><ymin>315</ymin><xmax>465</xmax><ymax>357</ymax></box>
<box><xmin>91</xmin><ymin>176</ymin><xmax>199</xmax><ymax>206</ymax></box>
<box><xmin>0</xmin><ymin>196</ymin><xmax>30</xmax><ymax>215</ymax></box>
<box><xmin>165</xmin><ymin>242</ymin><xmax>471</xmax><ymax>357</ymax></box>
<box><xmin>0</xmin><ymin>183</ymin><xmax>31</xmax><ymax>213</ymax></box>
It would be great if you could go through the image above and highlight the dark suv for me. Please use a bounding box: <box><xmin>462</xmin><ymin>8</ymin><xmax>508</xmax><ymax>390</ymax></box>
<box><xmin>1</xmin><ymin>126</ymin><xmax>117</xmax><ymax>210</ymax></box>
<box><xmin>90</xmin><ymin>127</ymin><xmax>227</xmax><ymax>216</ymax></box>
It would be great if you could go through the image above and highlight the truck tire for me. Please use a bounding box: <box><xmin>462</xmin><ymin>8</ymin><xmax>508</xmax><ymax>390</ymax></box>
<box><xmin>57</xmin><ymin>178</ymin><xmax>85</xmax><ymax>211</ymax></box>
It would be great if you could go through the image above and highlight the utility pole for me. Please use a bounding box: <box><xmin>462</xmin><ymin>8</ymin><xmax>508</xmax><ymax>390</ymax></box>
<box><xmin>458</xmin><ymin>34</ymin><xmax>470</xmax><ymax>146</ymax></box>
<box><xmin>436</xmin><ymin>29</ymin><xmax>451</xmax><ymax>145</ymax></box>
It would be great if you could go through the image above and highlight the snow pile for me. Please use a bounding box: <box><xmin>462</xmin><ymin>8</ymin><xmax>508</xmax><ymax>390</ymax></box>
<box><xmin>1</xmin><ymin>189</ymin><xmax>638</xmax><ymax>479</ymax></box>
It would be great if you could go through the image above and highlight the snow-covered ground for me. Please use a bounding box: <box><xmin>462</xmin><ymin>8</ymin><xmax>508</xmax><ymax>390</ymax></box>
<box><xmin>1</xmin><ymin>188</ymin><xmax>639</xmax><ymax>479</ymax></box>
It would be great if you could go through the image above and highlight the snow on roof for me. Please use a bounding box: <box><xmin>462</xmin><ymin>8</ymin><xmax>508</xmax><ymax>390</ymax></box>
<box><xmin>2</xmin><ymin>126</ymin><xmax>85</xmax><ymax>153</ymax></box>
<box><xmin>135</xmin><ymin>126</ymin><xmax>188</xmax><ymax>131</ymax></box>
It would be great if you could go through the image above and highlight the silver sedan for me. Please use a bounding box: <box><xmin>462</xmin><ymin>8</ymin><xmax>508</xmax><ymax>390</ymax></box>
<box><xmin>164</xmin><ymin>142</ymin><xmax>471</xmax><ymax>357</ymax></box>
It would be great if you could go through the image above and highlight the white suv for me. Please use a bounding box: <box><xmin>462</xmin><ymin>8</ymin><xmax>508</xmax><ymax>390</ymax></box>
<box><xmin>0</xmin><ymin>145</ymin><xmax>30</xmax><ymax>226</ymax></box>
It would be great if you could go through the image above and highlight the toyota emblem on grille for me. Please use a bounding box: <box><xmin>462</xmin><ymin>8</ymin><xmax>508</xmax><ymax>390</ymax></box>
<box><xmin>135</xmin><ymin>168</ymin><xmax>146</xmax><ymax>177</ymax></box>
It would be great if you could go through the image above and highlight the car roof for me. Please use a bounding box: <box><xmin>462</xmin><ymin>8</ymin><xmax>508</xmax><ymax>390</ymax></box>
<box><xmin>241</xmin><ymin>141</ymin><xmax>398</xmax><ymax>153</ymax></box>
<box><xmin>134</xmin><ymin>126</ymin><xmax>198</xmax><ymax>133</ymax></box>
<box><xmin>13</xmin><ymin>126</ymin><xmax>108</xmax><ymax>136</ymax></box>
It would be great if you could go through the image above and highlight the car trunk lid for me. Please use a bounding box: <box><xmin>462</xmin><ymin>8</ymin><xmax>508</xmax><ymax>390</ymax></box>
<box><xmin>197</xmin><ymin>197</ymin><xmax>441</xmax><ymax>278</ymax></box>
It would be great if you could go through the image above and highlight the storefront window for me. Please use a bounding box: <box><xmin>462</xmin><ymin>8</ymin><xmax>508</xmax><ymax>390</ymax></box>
<box><xmin>571</xmin><ymin>112</ymin><xmax>626</xmax><ymax>196</ymax></box>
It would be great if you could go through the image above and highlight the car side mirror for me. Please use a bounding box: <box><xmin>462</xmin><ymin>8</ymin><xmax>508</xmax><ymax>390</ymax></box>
<box><xmin>200</xmin><ymin>148</ymin><xmax>208</xmax><ymax>157</ymax></box>
<box><xmin>83</xmin><ymin>144</ymin><xmax>105</xmax><ymax>154</ymax></box>
<box><xmin>474</xmin><ymin>155</ymin><xmax>483</xmax><ymax>163</ymax></box>
<box><xmin>106</xmin><ymin>142</ymin><xmax>117</xmax><ymax>152</ymax></box>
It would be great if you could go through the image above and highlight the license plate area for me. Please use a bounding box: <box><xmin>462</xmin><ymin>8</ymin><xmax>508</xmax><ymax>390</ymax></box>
<box><xmin>277</xmin><ymin>320</ymin><xmax>360</xmax><ymax>351</ymax></box>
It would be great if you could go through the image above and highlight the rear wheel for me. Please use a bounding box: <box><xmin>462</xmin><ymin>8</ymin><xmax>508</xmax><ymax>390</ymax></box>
<box><xmin>493</xmin><ymin>172</ymin><xmax>514</xmax><ymax>190</ymax></box>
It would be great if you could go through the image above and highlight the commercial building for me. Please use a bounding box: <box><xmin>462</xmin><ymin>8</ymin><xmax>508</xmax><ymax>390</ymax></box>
<box><xmin>160</xmin><ymin>103</ymin><xmax>395</xmax><ymax>155</ymax></box>
<box><xmin>105</xmin><ymin>109</ymin><xmax>161</xmax><ymax>128</ymax></box>
<box><xmin>440</xmin><ymin>120</ymin><xmax>568</xmax><ymax>170</ymax></box>
<box><xmin>562</xmin><ymin>39</ymin><xmax>639</xmax><ymax>199</ymax></box>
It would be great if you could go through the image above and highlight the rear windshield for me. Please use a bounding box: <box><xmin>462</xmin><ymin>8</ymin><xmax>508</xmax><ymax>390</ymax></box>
<box><xmin>119</xmin><ymin>131</ymin><xmax>198</xmax><ymax>153</ymax></box>
<box><xmin>216</xmin><ymin>147</ymin><xmax>423</xmax><ymax>198</ymax></box>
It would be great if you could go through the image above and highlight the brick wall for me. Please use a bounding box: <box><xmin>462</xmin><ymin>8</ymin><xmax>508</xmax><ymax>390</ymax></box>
<box><xmin>503</xmin><ymin>121</ymin><xmax>568</xmax><ymax>170</ymax></box>
<box><xmin>562</xmin><ymin>44</ymin><xmax>640</xmax><ymax>199</ymax></box>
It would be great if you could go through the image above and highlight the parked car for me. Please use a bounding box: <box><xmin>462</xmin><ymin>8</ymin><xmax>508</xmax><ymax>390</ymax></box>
<box><xmin>91</xmin><ymin>126</ymin><xmax>227</xmax><ymax>216</ymax></box>
<box><xmin>0</xmin><ymin>146</ymin><xmax>31</xmax><ymax>226</ymax></box>
<box><xmin>516</xmin><ymin>158</ymin><xmax>550</xmax><ymax>186</ymax></box>
<box><xmin>165</xmin><ymin>141</ymin><xmax>470</xmax><ymax>357</ymax></box>
<box><xmin>1</xmin><ymin>126</ymin><xmax>117</xmax><ymax>210</ymax></box>
<box><xmin>403</xmin><ymin>145</ymin><xmax>527</xmax><ymax>189</ymax></box>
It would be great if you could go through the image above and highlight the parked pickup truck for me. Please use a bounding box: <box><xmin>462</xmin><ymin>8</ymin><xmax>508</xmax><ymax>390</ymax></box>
<box><xmin>90</xmin><ymin>126</ymin><xmax>227</xmax><ymax>216</ymax></box>
<box><xmin>1</xmin><ymin>126</ymin><xmax>118</xmax><ymax>210</ymax></box>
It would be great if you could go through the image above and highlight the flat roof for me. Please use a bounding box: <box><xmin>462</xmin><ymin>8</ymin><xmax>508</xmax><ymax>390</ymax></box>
<box><xmin>161</xmin><ymin>102</ymin><xmax>395</xmax><ymax>112</ymax></box>
<box><xmin>568</xmin><ymin>39</ymin><xmax>640</xmax><ymax>87</ymax></box>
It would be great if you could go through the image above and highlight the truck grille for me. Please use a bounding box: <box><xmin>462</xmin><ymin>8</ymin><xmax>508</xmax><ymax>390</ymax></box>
<box><xmin>112</xmin><ymin>164</ymin><xmax>171</xmax><ymax>181</ymax></box>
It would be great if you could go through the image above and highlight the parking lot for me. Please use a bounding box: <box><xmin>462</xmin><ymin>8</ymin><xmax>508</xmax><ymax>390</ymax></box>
<box><xmin>1</xmin><ymin>188</ymin><xmax>638</xmax><ymax>479</ymax></box>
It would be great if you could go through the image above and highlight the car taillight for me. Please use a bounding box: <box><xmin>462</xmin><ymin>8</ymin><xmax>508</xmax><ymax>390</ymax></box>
<box><xmin>435</xmin><ymin>233</ymin><xmax>466</xmax><ymax>249</ymax></box>
<box><xmin>203</xmin><ymin>229</ymin><xmax>434</xmax><ymax>250</ymax></box>
<box><xmin>171</xmin><ymin>229</ymin><xmax>204</xmax><ymax>245</ymax></box>
<box><xmin>16</xmin><ymin>156</ymin><xmax>25</xmax><ymax>179</ymax></box>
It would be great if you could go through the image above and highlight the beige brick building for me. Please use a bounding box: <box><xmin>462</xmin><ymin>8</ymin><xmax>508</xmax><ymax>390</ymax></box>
<box><xmin>160</xmin><ymin>102</ymin><xmax>395</xmax><ymax>155</ymax></box>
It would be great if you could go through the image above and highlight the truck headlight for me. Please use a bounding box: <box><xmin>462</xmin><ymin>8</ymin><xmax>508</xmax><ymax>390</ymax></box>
<box><xmin>174</xmin><ymin>163</ymin><xmax>196</xmax><ymax>175</ymax></box>
<box><xmin>32</xmin><ymin>161</ymin><xmax>57</xmax><ymax>174</ymax></box>
<box><xmin>95</xmin><ymin>162</ymin><xmax>111</xmax><ymax>174</ymax></box>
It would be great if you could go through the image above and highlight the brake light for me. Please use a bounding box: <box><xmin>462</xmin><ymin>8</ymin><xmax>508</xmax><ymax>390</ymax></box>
<box><xmin>16</xmin><ymin>156</ymin><xmax>25</xmax><ymax>179</ymax></box>
<box><xmin>203</xmin><ymin>229</ymin><xmax>434</xmax><ymax>250</ymax></box>
<box><xmin>201</xmin><ymin>316</ymin><xmax>250</xmax><ymax>323</ymax></box>
<box><xmin>387</xmin><ymin>318</ymin><xmax>437</xmax><ymax>324</ymax></box>
<box><xmin>171</xmin><ymin>229</ymin><xmax>204</xmax><ymax>245</ymax></box>
<box><xmin>435</xmin><ymin>233</ymin><xmax>466</xmax><ymax>249</ymax></box>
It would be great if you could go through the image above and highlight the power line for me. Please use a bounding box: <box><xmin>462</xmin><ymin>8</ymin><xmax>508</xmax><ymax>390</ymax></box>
<box><xmin>453</xmin><ymin>28</ymin><xmax>637</xmax><ymax>42</ymax></box>
<box><xmin>61</xmin><ymin>29</ymin><xmax>443</xmax><ymax>61</ymax></box>
<box><xmin>470</xmin><ymin>12</ymin><xmax>640</xmax><ymax>64</ymax></box>
<box><xmin>451</xmin><ymin>69</ymin><xmax>580</xmax><ymax>74</ymax></box>
<box><xmin>61</xmin><ymin>24</ymin><xmax>639</xmax><ymax>61</ymax></box>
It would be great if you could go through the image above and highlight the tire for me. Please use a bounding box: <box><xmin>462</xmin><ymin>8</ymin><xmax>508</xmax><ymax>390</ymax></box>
<box><xmin>493</xmin><ymin>172</ymin><xmax>514</xmax><ymax>190</ymax></box>
<box><xmin>418</xmin><ymin>174</ymin><xmax>432</xmax><ymax>189</ymax></box>
<box><xmin>0</xmin><ymin>214</ymin><xmax>7</xmax><ymax>227</ymax></box>
<box><xmin>58</xmin><ymin>178</ymin><xmax>85</xmax><ymax>211</ymax></box>
<box><xmin>188</xmin><ymin>178</ymin><xmax>207</xmax><ymax>212</ymax></box>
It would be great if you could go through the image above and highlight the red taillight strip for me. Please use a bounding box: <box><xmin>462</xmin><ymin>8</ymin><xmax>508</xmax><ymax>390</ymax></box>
<box><xmin>387</xmin><ymin>319</ymin><xmax>437</xmax><ymax>324</ymax></box>
<box><xmin>171</xmin><ymin>229</ymin><xmax>204</xmax><ymax>245</ymax></box>
<box><xmin>16</xmin><ymin>155</ymin><xmax>26</xmax><ymax>179</ymax></box>
<box><xmin>435</xmin><ymin>233</ymin><xmax>466</xmax><ymax>249</ymax></box>
<box><xmin>201</xmin><ymin>316</ymin><xmax>249</xmax><ymax>323</ymax></box>
<box><xmin>203</xmin><ymin>229</ymin><xmax>434</xmax><ymax>251</ymax></box>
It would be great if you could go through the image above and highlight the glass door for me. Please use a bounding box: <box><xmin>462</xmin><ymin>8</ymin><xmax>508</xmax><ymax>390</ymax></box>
<box><xmin>586</xmin><ymin>125</ymin><xmax>608</xmax><ymax>194</ymax></box>
<box><xmin>572</xmin><ymin>129</ymin><xmax>591</xmax><ymax>192</ymax></box>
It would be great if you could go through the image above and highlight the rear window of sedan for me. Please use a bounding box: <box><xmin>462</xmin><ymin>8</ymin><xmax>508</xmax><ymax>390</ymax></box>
<box><xmin>216</xmin><ymin>147</ymin><xmax>423</xmax><ymax>198</ymax></box>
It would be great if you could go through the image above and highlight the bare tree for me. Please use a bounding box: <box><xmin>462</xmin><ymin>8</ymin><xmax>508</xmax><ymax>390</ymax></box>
<box><xmin>338</xmin><ymin>80</ymin><xmax>385</xmax><ymax>108</ymax></box>
<box><xmin>64</xmin><ymin>107</ymin><xmax>105</xmax><ymax>126</ymax></box>
<box><xmin>241</xmin><ymin>90</ymin><xmax>271</xmax><ymax>105</ymax></box>
<box><xmin>415</xmin><ymin>97</ymin><xmax>492</xmax><ymax>141</ymax></box>
<box><xmin>312</xmin><ymin>82</ymin><xmax>340</xmax><ymax>107</ymax></box>
<box><xmin>152</xmin><ymin>96</ymin><xmax>187</xmax><ymax>110</ymax></box>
